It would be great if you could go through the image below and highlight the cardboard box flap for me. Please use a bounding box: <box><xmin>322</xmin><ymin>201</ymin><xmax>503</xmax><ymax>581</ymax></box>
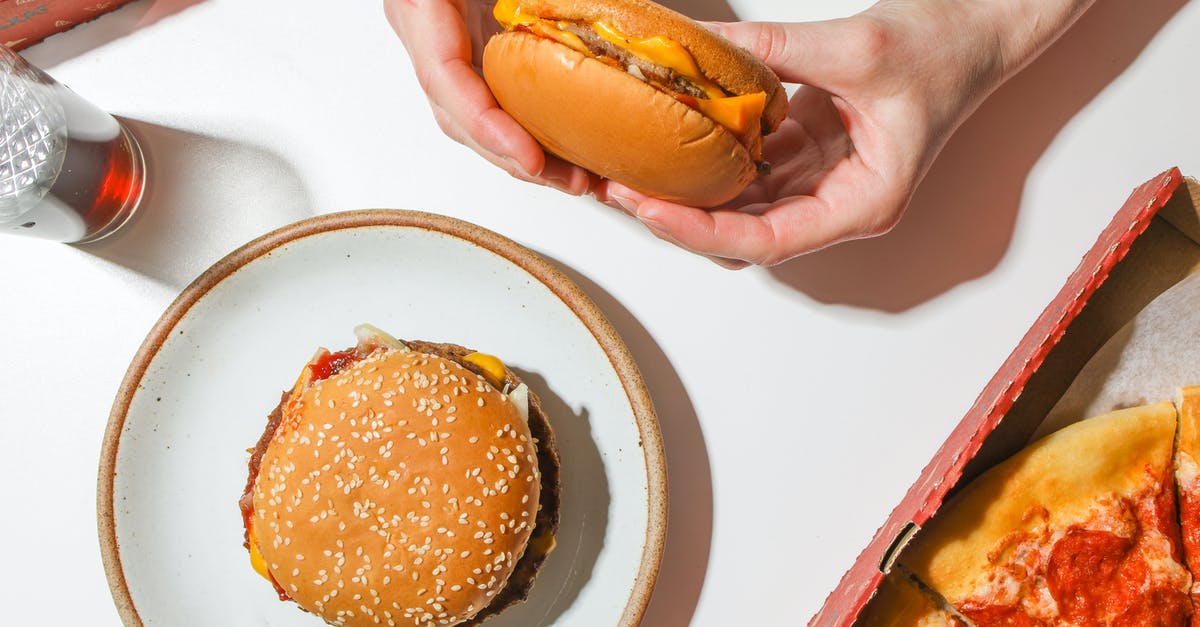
<box><xmin>1159</xmin><ymin>177</ymin><xmax>1200</xmax><ymax>246</ymax></box>
<box><xmin>810</xmin><ymin>168</ymin><xmax>1188</xmax><ymax>627</ymax></box>
<box><xmin>962</xmin><ymin>180</ymin><xmax>1200</xmax><ymax>479</ymax></box>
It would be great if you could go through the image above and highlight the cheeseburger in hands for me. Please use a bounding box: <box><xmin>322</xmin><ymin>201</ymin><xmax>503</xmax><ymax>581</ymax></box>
<box><xmin>240</xmin><ymin>325</ymin><xmax>561</xmax><ymax>627</ymax></box>
<box><xmin>482</xmin><ymin>0</ymin><xmax>787</xmax><ymax>207</ymax></box>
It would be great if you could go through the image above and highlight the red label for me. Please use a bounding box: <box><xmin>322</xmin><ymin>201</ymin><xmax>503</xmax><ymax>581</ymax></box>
<box><xmin>1</xmin><ymin>0</ymin><xmax>136</xmax><ymax>49</ymax></box>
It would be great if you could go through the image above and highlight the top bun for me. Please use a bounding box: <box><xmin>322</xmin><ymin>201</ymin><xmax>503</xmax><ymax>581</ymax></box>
<box><xmin>248</xmin><ymin>344</ymin><xmax>550</xmax><ymax>627</ymax></box>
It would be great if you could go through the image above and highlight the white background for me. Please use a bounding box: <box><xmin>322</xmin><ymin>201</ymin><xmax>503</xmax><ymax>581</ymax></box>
<box><xmin>3</xmin><ymin>0</ymin><xmax>1199</xmax><ymax>624</ymax></box>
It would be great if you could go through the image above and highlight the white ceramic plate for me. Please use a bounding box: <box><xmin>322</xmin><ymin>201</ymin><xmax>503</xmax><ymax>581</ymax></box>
<box><xmin>99</xmin><ymin>210</ymin><xmax>666</xmax><ymax>626</ymax></box>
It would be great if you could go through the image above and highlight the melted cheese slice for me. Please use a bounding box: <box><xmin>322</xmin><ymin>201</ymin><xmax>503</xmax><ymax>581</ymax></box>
<box><xmin>588</xmin><ymin>20</ymin><xmax>724</xmax><ymax>99</ymax></box>
<box><xmin>464</xmin><ymin>351</ymin><xmax>509</xmax><ymax>388</ymax></box>
<box><xmin>246</xmin><ymin>522</ymin><xmax>272</xmax><ymax>581</ymax></box>
<box><xmin>692</xmin><ymin>92</ymin><xmax>765</xmax><ymax>138</ymax></box>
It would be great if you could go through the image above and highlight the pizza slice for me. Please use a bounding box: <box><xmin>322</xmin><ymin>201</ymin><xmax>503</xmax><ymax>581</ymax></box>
<box><xmin>854</xmin><ymin>572</ymin><xmax>964</xmax><ymax>626</ymax></box>
<box><xmin>898</xmin><ymin>402</ymin><xmax>1192</xmax><ymax>625</ymax></box>
<box><xmin>1175</xmin><ymin>386</ymin><xmax>1200</xmax><ymax>624</ymax></box>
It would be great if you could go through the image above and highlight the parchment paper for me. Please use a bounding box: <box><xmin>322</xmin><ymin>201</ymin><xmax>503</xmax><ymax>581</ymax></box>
<box><xmin>1033</xmin><ymin>272</ymin><xmax>1200</xmax><ymax>440</ymax></box>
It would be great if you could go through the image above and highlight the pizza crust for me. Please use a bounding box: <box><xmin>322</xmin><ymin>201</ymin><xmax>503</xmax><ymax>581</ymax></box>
<box><xmin>1178</xmin><ymin>387</ymin><xmax>1200</xmax><ymax>484</ymax></box>
<box><xmin>899</xmin><ymin>402</ymin><xmax>1180</xmax><ymax>609</ymax></box>
<box><xmin>856</xmin><ymin>572</ymin><xmax>962</xmax><ymax>627</ymax></box>
<box><xmin>1176</xmin><ymin>386</ymin><xmax>1200</xmax><ymax>606</ymax></box>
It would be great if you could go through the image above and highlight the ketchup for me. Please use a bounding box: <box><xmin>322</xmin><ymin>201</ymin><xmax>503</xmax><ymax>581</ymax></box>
<box><xmin>241</xmin><ymin>347</ymin><xmax>364</xmax><ymax>603</ymax></box>
<box><xmin>310</xmin><ymin>348</ymin><xmax>358</xmax><ymax>381</ymax></box>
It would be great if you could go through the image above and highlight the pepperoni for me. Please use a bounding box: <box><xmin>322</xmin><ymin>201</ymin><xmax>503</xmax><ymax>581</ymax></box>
<box><xmin>961</xmin><ymin>527</ymin><xmax>1189</xmax><ymax>625</ymax></box>
<box><xmin>959</xmin><ymin>469</ymin><xmax>1192</xmax><ymax>626</ymax></box>
<box><xmin>1047</xmin><ymin>530</ymin><xmax>1135</xmax><ymax>620</ymax></box>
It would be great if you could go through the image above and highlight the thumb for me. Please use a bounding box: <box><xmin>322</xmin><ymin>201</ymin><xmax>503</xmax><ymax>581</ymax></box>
<box><xmin>707</xmin><ymin>20</ymin><xmax>860</xmax><ymax>91</ymax></box>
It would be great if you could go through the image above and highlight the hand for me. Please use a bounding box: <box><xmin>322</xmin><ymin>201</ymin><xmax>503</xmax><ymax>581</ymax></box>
<box><xmin>384</xmin><ymin>0</ymin><xmax>596</xmax><ymax>195</ymax></box>
<box><xmin>603</xmin><ymin>0</ymin><xmax>1093</xmax><ymax>268</ymax></box>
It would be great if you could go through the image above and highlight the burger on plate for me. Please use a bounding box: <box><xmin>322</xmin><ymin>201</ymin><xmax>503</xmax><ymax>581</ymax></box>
<box><xmin>239</xmin><ymin>325</ymin><xmax>561</xmax><ymax>626</ymax></box>
<box><xmin>482</xmin><ymin>0</ymin><xmax>787</xmax><ymax>207</ymax></box>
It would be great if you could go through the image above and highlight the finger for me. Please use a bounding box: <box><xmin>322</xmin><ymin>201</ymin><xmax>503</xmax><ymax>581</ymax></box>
<box><xmin>636</xmin><ymin>205</ymin><xmax>750</xmax><ymax>269</ymax></box>
<box><xmin>442</xmin><ymin>121</ymin><xmax>595</xmax><ymax>195</ymax></box>
<box><xmin>635</xmin><ymin>189</ymin><xmax>880</xmax><ymax>266</ymax></box>
<box><xmin>707</xmin><ymin>256</ymin><xmax>752</xmax><ymax>270</ymax></box>
<box><xmin>538</xmin><ymin>156</ymin><xmax>599</xmax><ymax>196</ymax></box>
<box><xmin>388</xmin><ymin>0</ymin><xmax>545</xmax><ymax>176</ymax></box>
<box><xmin>427</xmin><ymin>100</ymin><xmax>529</xmax><ymax>174</ymax></box>
<box><xmin>636</xmin><ymin>199</ymin><xmax>812</xmax><ymax>265</ymax></box>
<box><xmin>706</xmin><ymin>20</ymin><xmax>863</xmax><ymax>91</ymax></box>
<box><xmin>384</xmin><ymin>0</ymin><xmax>462</xmax><ymax>46</ymax></box>
<box><xmin>595</xmin><ymin>181</ymin><xmax>647</xmax><ymax>216</ymax></box>
<box><xmin>597</xmin><ymin>183</ymin><xmax>763</xmax><ymax>268</ymax></box>
<box><xmin>463</xmin><ymin>0</ymin><xmax>504</xmax><ymax>69</ymax></box>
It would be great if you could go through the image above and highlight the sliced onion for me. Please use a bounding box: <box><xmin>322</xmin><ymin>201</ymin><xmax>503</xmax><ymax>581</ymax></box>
<box><xmin>353</xmin><ymin>323</ymin><xmax>408</xmax><ymax>353</ymax></box>
<box><xmin>507</xmin><ymin>383</ymin><xmax>530</xmax><ymax>422</ymax></box>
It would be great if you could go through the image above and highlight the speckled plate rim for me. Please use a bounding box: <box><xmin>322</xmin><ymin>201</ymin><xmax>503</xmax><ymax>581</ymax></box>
<box><xmin>97</xmin><ymin>209</ymin><xmax>667</xmax><ymax>627</ymax></box>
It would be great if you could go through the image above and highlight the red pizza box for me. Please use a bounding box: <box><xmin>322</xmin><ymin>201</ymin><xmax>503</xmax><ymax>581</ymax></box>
<box><xmin>1</xmin><ymin>0</ymin><xmax>136</xmax><ymax>50</ymax></box>
<box><xmin>810</xmin><ymin>167</ymin><xmax>1200</xmax><ymax>626</ymax></box>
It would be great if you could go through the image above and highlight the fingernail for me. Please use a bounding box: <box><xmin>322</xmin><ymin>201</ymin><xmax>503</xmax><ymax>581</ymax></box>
<box><xmin>503</xmin><ymin>156</ymin><xmax>532</xmax><ymax>178</ymax></box>
<box><xmin>638</xmin><ymin>213</ymin><xmax>680</xmax><ymax>245</ymax></box>
<box><xmin>609</xmin><ymin>192</ymin><xmax>638</xmax><ymax>215</ymax></box>
<box><xmin>635</xmin><ymin>207</ymin><xmax>664</xmax><ymax>231</ymax></box>
<box><xmin>544</xmin><ymin>175</ymin><xmax>572</xmax><ymax>194</ymax></box>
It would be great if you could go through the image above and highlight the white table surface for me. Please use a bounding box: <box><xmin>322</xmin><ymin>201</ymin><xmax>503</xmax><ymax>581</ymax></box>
<box><xmin>4</xmin><ymin>0</ymin><xmax>1199</xmax><ymax>624</ymax></box>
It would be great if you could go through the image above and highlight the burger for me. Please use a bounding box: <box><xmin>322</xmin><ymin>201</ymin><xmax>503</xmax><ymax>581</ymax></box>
<box><xmin>481</xmin><ymin>0</ymin><xmax>788</xmax><ymax>207</ymax></box>
<box><xmin>239</xmin><ymin>325</ymin><xmax>561</xmax><ymax>626</ymax></box>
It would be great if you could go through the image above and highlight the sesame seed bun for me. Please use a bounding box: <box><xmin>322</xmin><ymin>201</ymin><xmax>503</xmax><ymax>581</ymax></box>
<box><xmin>242</xmin><ymin>338</ymin><xmax>560</xmax><ymax>627</ymax></box>
<box><xmin>481</xmin><ymin>0</ymin><xmax>786</xmax><ymax>208</ymax></box>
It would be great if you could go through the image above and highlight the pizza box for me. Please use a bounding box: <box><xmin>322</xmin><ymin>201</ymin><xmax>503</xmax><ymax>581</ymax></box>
<box><xmin>810</xmin><ymin>167</ymin><xmax>1200</xmax><ymax>626</ymax></box>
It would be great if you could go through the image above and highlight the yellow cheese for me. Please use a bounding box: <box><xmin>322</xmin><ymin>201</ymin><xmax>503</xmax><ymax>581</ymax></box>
<box><xmin>247</xmin><ymin>524</ymin><xmax>272</xmax><ymax>581</ymax></box>
<box><xmin>464</xmin><ymin>352</ymin><xmax>508</xmax><ymax>388</ymax></box>
<box><xmin>530</xmin><ymin>21</ymin><xmax>590</xmax><ymax>55</ymax></box>
<box><xmin>493</xmin><ymin>0</ymin><xmax>535</xmax><ymax>25</ymax></box>
<box><xmin>495</xmin><ymin>0</ymin><xmax>589</xmax><ymax>54</ymax></box>
<box><xmin>692</xmin><ymin>91</ymin><xmax>766</xmax><ymax>137</ymax></box>
<box><xmin>590</xmin><ymin>21</ymin><xmax>725</xmax><ymax>99</ymax></box>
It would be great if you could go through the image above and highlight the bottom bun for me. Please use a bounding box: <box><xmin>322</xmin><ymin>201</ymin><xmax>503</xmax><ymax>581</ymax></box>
<box><xmin>483</xmin><ymin>31</ymin><xmax>756</xmax><ymax>208</ymax></box>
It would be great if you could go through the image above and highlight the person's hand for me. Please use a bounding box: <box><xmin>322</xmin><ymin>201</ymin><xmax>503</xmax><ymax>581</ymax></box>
<box><xmin>601</xmin><ymin>0</ymin><xmax>1094</xmax><ymax>268</ymax></box>
<box><xmin>384</xmin><ymin>0</ymin><xmax>596</xmax><ymax>195</ymax></box>
<box><xmin>387</xmin><ymin>0</ymin><xmax>1092</xmax><ymax>268</ymax></box>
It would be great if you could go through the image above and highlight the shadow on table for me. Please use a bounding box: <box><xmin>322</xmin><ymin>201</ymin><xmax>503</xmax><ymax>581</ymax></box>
<box><xmin>766</xmin><ymin>0</ymin><xmax>1187</xmax><ymax>312</ymax></box>
<box><xmin>544</xmin><ymin>257</ymin><xmax>713</xmax><ymax>627</ymax></box>
<box><xmin>79</xmin><ymin>120</ymin><xmax>313</xmax><ymax>288</ymax></box>
<box><xmin>20</xmin><ymin>0</ymin><xmax>208</xmax><ymax>67</ymax></box>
